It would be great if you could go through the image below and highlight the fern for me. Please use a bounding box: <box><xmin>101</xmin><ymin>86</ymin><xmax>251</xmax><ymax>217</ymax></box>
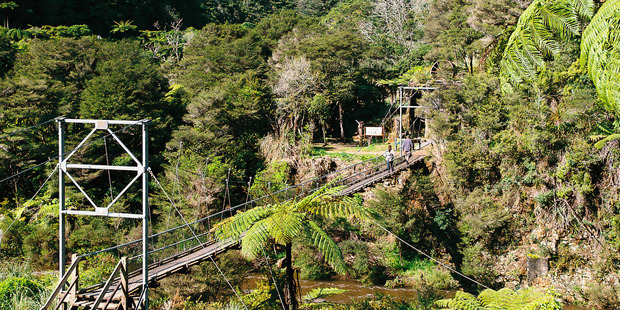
<box><xmin>302</xmin><ymin>287</ymin><xmax>347</xmax><ymax>302</ymax></box>
<box><xmin>435</xmin><ymin>288</ymin><xmax>561</xmax><ymax>310</ymax></box>
<box><xmin>580</xmin><ymin>0</ymin><xmax>620</xmax><ymax>114</ymax></box>
<box><xmin>500</xmin><ymin>0</ymin><xmax>593</xmax><ymax>90</ymax></box>
<box><xmin>213</xmin><ymin>181</ymin><xmax>369</xmax><ymax>274</ymax></box>
<box><xmin>305</xmin><ymin>220</ymin><xmax>347</xmax><ymax>274</ymax></box>
<box><xmin>212</xmin><ymin>205</ymin><xmax>274</xmax><ymax>241</ymax></box>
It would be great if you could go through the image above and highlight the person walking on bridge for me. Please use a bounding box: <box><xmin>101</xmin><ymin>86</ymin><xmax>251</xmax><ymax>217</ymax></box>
<box><xmin>402</xmin><ymin>134</ymin><xmax>413</xmax><ymax>163</ymax></box>
<box><xmin>384</xmin><ymin>144</ymin><xmax>395</xmax><ymax>172</ymax></box>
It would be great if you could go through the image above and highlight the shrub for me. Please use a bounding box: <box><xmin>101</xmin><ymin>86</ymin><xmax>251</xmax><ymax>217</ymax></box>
<box><xmin>339</xmin><ymin>240</ymin><xmax>390</xmax><ymax>286</ymax></box>
<box><xmin>0</xmin><ymin>277</ymin><xmax>43</xmax><ymax>310</ymax></box>
<box><xmin>294</xmin><ymin>244</ymin><xmax>335</xmax><ymax>280</ymax></box>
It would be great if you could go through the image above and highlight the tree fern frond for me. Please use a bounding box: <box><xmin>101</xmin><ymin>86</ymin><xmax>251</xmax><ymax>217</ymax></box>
<box><xmin>478</xmin><ymin>288</ymin><xmax>517</xmax><ymax>309</ymax></box>
<box><xmin>434</xmin><ymin>298</ymin><xmax>453</xmax><ymax>310</ymax></box>
<box><xmin>265</xmin><ymin>211</ymin><xmax>303</xmax><ymax>245</ymax></box>
<box><xmin>500</xmin><ymin>0</ymin><xmax>589</xmax><ymax>90</ymax></box>
<box><xmin>305</xmin><ymin>220</ymin><xmax>346</xmax><ymax>274</ymax></box>
<box><xmin>213</xmin><ymin>205</ymin><xmax>274</xmax><ymax>241</ymax></box>
<box><xmin>294</xmin><ymin>182</ymin><xmax>342</xmax><ymax>212</ymax></box>
<box><xmin>240</xmin><ymin>219</ymin><xmax>272</xmax><ymax>259</ymax></box>
<box><xmin>580</xmin><ymin>0</ymin><xmax>620</xmax><ymax>116</ymax></box>
<box><xmin>302</xmin><ymin>287</ymin><xmax>347</xmax><ymax>302</ymax></box>
<box><xmin>304</xmin><ymin>195</ymin><xmax>375</xmax><ymax>220</ymax></box>
<box><xmin>594</xmin><ymin>133</ymin><xmax>620</xmax><ymax>149</ymax></box>
<box><xmin>539</xmin><ymin>1</ymin><xmax>580</xmax><ymax>38</ymax></box>
<box><xmin>572</xmin><ymin>0</ymin><xmax>594</xmax><ymax>21</ymax></box>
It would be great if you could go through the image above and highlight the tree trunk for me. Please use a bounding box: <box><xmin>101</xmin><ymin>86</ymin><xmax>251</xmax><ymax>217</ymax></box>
<box><xmin>285</xmin><ymin>242</ymin><xmax>297</xmax><ymax>310</ymax></box>
<box><xmin>321</xmin><ymin>121</ymin><xmax>327</xmax><ymax>146</ymax></box>
<box><xmin>338</xmin><ymin>101</ymin><xmax>344</xmax><ymax>141</ymax></box>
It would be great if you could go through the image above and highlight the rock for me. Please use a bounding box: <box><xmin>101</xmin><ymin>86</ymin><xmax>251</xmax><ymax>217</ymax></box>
<box><xmin>527</xmin><ymin>255</ymin><xmax>548</xmax><ymax>284</ymax></box>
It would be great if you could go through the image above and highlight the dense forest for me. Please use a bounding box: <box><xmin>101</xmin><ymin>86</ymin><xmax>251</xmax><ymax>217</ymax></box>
<box><xmin>1</xmin><ymin>0</ymin><xmax>620</xmax><ymax>309</ymax></box>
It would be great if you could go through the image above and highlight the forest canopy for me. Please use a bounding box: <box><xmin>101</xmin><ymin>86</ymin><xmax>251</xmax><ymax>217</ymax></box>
<box><xmin>2</xmin><ymin>0</ymin><xmax>620</xmax><ymax>309</ymax></box>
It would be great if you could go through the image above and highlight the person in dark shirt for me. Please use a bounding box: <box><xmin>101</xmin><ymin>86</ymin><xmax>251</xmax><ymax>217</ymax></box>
<box><xmin>402</xmin><ymin>134</ymin><xmax>413</xmax><ymax>163</ymax></box>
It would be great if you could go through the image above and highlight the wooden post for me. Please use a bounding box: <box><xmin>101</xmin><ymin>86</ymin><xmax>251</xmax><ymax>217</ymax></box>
<box><xmin>69</xmin><ymin>254</ymin><xmax>78</xmax><ymax>304</ymax></box>
<box><xmin>120</xmin><ymin>257</ymin><xmax>130</xmax><ymax>309</ymax></box>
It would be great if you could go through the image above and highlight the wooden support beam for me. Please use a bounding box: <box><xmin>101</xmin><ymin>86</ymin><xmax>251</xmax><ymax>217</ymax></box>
<box><xmin>69</xmin><ymin>254</ymin><xmax>78</xmax><ymax>304</ymax></box>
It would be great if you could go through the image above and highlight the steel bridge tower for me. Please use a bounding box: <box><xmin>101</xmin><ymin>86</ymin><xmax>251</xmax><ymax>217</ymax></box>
<box><xmin>56</xmin><ymin>118</ymin><xmax>151</xmax><ymax>309</ymax></box>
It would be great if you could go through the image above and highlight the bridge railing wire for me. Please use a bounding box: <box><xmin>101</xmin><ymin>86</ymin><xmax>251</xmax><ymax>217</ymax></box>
<box><xmin>76</xmin><ymin>153</ymin><xmax>402</xmax><ymax>275</ymax></box>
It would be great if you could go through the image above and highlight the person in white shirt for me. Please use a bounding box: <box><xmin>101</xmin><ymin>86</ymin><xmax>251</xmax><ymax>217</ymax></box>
<box><xmin>384</xmin><ymin>144</ymin><xmax>395</xmax><ymax>172</ymax></box>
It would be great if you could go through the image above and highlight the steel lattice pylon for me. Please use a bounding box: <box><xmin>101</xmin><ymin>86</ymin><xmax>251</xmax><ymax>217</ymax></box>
<box><xmin>56</xmin><ymin>118</ymin><xmax>151</xmax><ymax>309</ymax></box>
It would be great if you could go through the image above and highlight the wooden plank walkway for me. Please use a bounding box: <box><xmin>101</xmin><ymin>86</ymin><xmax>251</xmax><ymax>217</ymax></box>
<box><xmin>338</xmin><ymin>154</ymin><xmax>425</xmax><ymax>196</ymax></box>
<box><xmin>73</xmin><ymin>238</ymin><xmax>238</xmax><ymax>308</ymax></box>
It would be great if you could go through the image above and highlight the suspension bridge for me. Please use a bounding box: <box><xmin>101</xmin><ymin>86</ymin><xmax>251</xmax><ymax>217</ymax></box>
<box><xmin>44</xmin><ymin>153</ymin><xmax>427</xmax><ymax>310</ymax></box>
<box><xmin>14</xmin><ymin>118</ymin><xmax>430</xmax><ymax>310</ymax></box>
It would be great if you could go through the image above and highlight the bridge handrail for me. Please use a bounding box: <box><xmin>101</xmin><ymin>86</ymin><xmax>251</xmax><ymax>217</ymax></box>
<box><xmin>78</xmin><ymin>154</ymin><xmax>387</xmax><ymax>260</ymax></box>
<box><xmin>144</xmin><ymin>155</ymin><xmax>398</xmax><ymax>260</ymax></box>
<box><xmin>41</xmin><ymin>256</ymin><xmax>81</xmax><ymax>310</ymax></box>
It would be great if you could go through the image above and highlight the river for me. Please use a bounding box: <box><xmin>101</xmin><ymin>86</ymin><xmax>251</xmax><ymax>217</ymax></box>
<box><xmin>241</xmin><ymin>274</ymin><xmax>586</xmax><ymax>308</ymax></box>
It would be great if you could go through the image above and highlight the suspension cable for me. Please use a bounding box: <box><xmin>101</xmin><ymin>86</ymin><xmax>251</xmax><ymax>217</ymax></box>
<box><xmin>0</xmin><ymin>120</ymin><xmax>143</xmax><ymax>184</ymax></box>
<box><xmin>149</xmin><ymin>169</ymin><xmax>249</xmax><ymax>310</ymax></box>
<box><xmin>261</xmin><ymin>246</ymin><xmax>286</xmax><ymax>310</ymax></box>
<box><xmin>0</xmin><ymin>118</ymin><xmax>55</xmax><ymax>141</ymax></box>
<box><xmin>373</xmin><ymin>221</ymin><xmax>491</xmax><ymax>290</ymax></box>
<box><xmin>0</xmin><ymin>164</ymin><xmax>59</xmax><ymax>243</ymax></box>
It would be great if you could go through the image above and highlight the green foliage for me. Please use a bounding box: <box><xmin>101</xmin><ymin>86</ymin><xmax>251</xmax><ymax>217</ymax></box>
<box><xmin>78</xmin><ymin>253</ymin><xmax>117</xmax><ymax>288</ymax></box>
<box><xmin>347</xmin><ymin>293</ymin><xmax>417</xmax><ymax>310</ymax></box>
<box><xmin>500</xmin><ymin>0</ymin><xmax>593</xmax><ymax>89</ymax></box>
<box><xmin>110</xmin><ymin>20</ymin><xmax>137</xmax><ymax>35</ymax></box>
<box><xmin>250</xmin><ymin>161</ymin><xmax>291</xmax><ymax>198</ymax></box>
<box><xmin>579</xmin><ymin>0</ymin><xmax>620</xmax><ymax>116</ymax></box>
<box><xmin>238</xmin><ymin>279</ymin><xmax>281</xmax><ymax>310</ymax></box>
<box><xmin>294</xmin><ymin>243</ymin><xmax>336</xmax><ymax>280</ymax></box>
<box><xmin>0</xmin><ymin>277</ymin><xmax>43</xmax><ymax>310</ymax></box>
<box><xmin>302</xmin><ymin>287</ymin><xmax>347</xmax><ymax>302</ymax></box>
<box><xmin>339</xmin><ymin>240</ymin><xmax>390</xmax><ymax>285</ymax></box>
<box><xmin>435</xmin><ymin>288</ymin><xmax>562</xmax><ymax>310</ymax></box>
<box><xmin>22</xmin><ymin>221</ymin><xmax>57</xmax><ymax>268</ymax></box>
<box><xmin>423</xmin><ymin>0</ymin><xmax>484</xmax><ymax>76</ymax></box>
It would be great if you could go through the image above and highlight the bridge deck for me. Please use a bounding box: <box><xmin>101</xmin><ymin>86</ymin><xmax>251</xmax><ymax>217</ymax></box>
<box><xmin>339</xmin><ymin>154</ymin><xmax>424</xmax><ymax>196</ymax></box>
<box><xmin>73</xmin><ymin>239</ymin><xmax>237</xmax><ymax>308</ymax></box>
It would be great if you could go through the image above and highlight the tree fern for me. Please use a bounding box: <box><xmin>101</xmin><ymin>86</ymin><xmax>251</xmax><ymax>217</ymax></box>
<box><xmin>580</xmin><ymin>0</ymin><xmax>620</xmax><ymax>114</ymax></box>
<box><xmin>500</xmin><ymin>0</ymin><xmax>593</xmax><ymax>90</ymax></box>
<box><xmin>435</xmin><ymin>291</ymin><xmax>484</xmax><ymax>310</ymax></box>
<box><xmin>213</xmin><ymin>182</ymin><xmax>366</xmax><ymax>309</ymax></box>
<box><xmin>436</xmin><ymin>288</ymin><xmax>561</xmax><ymax>310</ymax></box>
<box><xmin>213</xmin><ymin>205</ymin><xmax>274</xmax><ymax>241</ymax></box>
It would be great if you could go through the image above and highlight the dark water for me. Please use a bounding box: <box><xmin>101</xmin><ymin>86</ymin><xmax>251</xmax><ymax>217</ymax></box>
<box><xmin>241</xmin><ymin>274</ymin><xmax>586</xmax><ymax>309</ymax></box>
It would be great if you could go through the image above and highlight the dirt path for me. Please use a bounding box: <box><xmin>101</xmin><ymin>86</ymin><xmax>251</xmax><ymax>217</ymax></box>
<box><xmin>312</xmin><ymin>142</ymin><xmax>430</xmax><ymax>157</ymax></box>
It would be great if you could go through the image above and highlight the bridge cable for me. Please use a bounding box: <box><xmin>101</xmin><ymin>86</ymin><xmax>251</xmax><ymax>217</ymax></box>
<box><xmin>0</xmin><ymin>164</ymin><xmax>59</xmax><ymax>243</ymax></box>
<box><xmin>149</xmin><ymin>170</ymin><xmax>250</xmax><ymax>310</ymax></box>
<box><xmin>245</xmin><ymin>177</ymin><xmax>252</xmax><ymax>211</ymax></box>
<box><xmin>0</xmin><ymin>121</ymin><xmax>143</xmax><ymax>185</ymax></box>
<box><xmin>221</xmin><ymin>168</ymin><xmax>231</xmax><ymax>221</ymax></box>
<box><xmin>260</xmin><ymin>246</ymin><xmax>286</xmax><ymax>310</ymax></box>
<box><xmin>0</xmin><ymin>118</ymin><xmax>55</xmax><ymax>141</ymax></box>
<box><xmin>373</xmin><ymin>221</ymin><xmax>491</xmax><ymax>290</ymax></box>
<box><xmin>103</xmin><ymin>136</ymin><xmax>114</xmax><ymax>202</ymax></box>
